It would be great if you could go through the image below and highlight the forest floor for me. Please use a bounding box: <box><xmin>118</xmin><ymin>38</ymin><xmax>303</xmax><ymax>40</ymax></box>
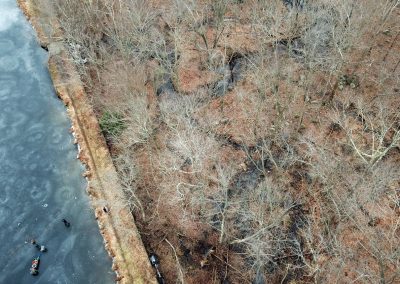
<box><xmin>53</xmin><ymin>0</ymin><xmax>400</xmax><ymax>283</ymax></box>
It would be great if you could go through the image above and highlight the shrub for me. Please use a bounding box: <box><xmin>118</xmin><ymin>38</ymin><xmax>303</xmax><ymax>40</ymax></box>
<box><xmin>99</xmin><ymin>111</ymin><xmax>126</xmax><ymax>138</ymax></box>
<box><xmin>338</xmin><ymin>74</ymin><xmax>359</xmax><ymax>90</ymax></box>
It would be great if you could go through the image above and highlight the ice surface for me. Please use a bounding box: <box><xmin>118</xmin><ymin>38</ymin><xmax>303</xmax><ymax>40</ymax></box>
<box><xmin>0</xmin><ymin>1</ymin><xmax>114</xmax><ymax>283</ymax></box>
<box><xmin>0</xmin><ymin>1</ymin><xmax>19</xmax><ymax>32</ymax></box>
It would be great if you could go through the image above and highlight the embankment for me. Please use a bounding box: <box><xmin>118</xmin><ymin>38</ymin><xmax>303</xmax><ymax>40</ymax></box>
<box><xmin>17</xmin><ymin>1</ymin><xmax>157</xmax><ymax>283</ymax></box>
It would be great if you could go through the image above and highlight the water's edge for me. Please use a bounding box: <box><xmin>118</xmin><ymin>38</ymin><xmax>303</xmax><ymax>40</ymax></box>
<box><xmin>16</xmin><ymin>0</ymin><xmax>157</xmax><ymax>283</ymax></box>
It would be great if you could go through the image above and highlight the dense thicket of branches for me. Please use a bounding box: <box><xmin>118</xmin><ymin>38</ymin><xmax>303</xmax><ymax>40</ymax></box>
<box><xmin>44</xmin><ymin>0</ymin><xmax>400</xmax><ymax>282</ymax></box>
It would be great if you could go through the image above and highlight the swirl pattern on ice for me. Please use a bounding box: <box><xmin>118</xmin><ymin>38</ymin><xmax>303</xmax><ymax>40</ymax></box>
<box><xmin>0</xmin><ymin>1</ymin><xmax>114</xmax><ymax>283</ymax></box>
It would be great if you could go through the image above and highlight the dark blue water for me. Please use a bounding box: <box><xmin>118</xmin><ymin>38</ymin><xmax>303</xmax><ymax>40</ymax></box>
<box><xmin>0</xmin><ymin>1</ymin><xmax>114</xmax><ymax>283</ymax></box>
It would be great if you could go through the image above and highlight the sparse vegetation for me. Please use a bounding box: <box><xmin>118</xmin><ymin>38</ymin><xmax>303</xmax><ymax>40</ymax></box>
<box><xmin>42</xmin><ymin>0</ymin><xmax>400</xmax><ymax>282</ymax></box>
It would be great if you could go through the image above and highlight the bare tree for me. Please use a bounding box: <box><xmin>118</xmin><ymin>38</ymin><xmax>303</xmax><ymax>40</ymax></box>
<box><xmin>333</xmin><ymin>99</ymin><xmax>400</xmax><ymax>167</ymax></box>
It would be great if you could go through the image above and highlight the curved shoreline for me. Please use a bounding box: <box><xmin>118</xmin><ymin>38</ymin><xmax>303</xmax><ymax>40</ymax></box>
<box><xmin>17</xmin><ymin>1</ymin><xmax>157</xmax><ymax>283</ymax></box>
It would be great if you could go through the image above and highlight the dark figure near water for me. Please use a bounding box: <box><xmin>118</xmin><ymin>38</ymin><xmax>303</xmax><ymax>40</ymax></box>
<box><xmin>62</xmin><ymin>219</ymin><xmax>70</xmax><ymax>227</ymax></box>
<box><xmin>30</xmin><ymin>239</ymin><xmax>47</xmax><ymax>252</ymax></box>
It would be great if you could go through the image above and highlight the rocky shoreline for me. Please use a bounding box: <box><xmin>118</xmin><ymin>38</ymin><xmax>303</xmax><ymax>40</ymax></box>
<box><xmin>17</xmin><ymin>1</ymin><xmax>156</xmax><ymax>283</ymax></box>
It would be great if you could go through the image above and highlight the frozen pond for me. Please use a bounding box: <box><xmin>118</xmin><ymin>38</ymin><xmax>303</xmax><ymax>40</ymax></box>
<box><xmin>0</xmin><ymin>0</ymin><xmax>114</xmax><ymax>283</ymax></box>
